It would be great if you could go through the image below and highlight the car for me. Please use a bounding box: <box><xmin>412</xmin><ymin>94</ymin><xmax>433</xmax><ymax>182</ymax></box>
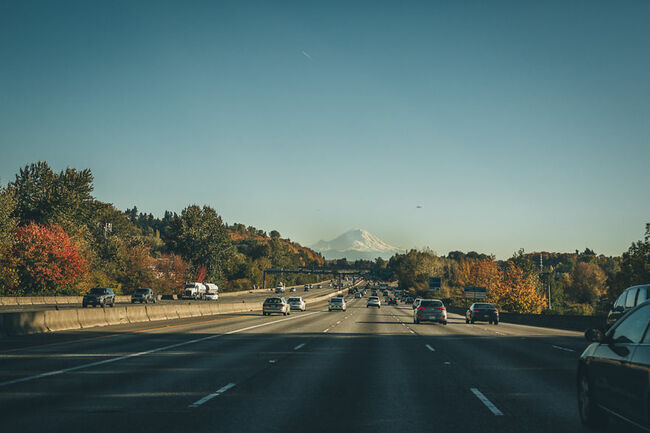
<box><xmin>263</xmin><ymin>297</ymin><xmax>290</xmax><ymax>316</ymax></box>
<box><xmin>329</xmin><ymin>297</ymin><xmax>346</xmax><ymax>311</ymax></box>
<box><xmin>607</xmin><ymin>284</ymin><xmax>649</xmax><ymax>328</ymax></box>
<box><xmin>465</xmin><ymin>303</ymin><xmax>499</xmax><ymax>324</ymax></box>
<box><xmin>304</xmin><ymin>284</ymin><xmax>310</xmax><ymax>291</ymax></box>
<box><xmin>412</xmin><ymin>298</ymin><xmax>422</xmax><ymax>310</ymax></box>
<box><xmin>289</xmin><ymin>287</ymin><xmax>296</xmax><ymax>292</ymax></box>
<box><xmin>83</xmin><ymin>287</ymin><xmax>116</xmax><ymax>308</ymax></box>
<box><xmin>367</xmin><ymin>296</ymin><xmax>381</xmax><ymax>308</ymax></box>
<box><xmin>288</xmin><ymin>297</ymin><xmax>306</xmax><ymax>311</ymax></box>
<box><xmin>388</xmin><ymin>297</ymin><xmax>397</xmax><ymax>305</ymax></box>
<box><xmin>317</xmin><ymin>284</ymin><xmax>322</xmax><ymax>289</ymax></box>
<box><xmin>354</xmin><ymin>292</ymin><xmax>362</xmax><ymax>299</ymax></box>
<box><xmin>204</xmin><ymin>292</ymin><xmax>219</xmax><ymax>300</ymax></box>
<box><xmin>275</xmin><ymin>285</ymin><xmax>285</xmax><ymax>294</ymax></box>
<box><xmin>131</xmin><ymin>288</ymin><xmax>156</xmax><ymax>304</ymax></box>
<box><xmin>577</xmin><ymin>300</ymin><xmax>650</xmax><ymax>430</ymax></box>
<box><xmin>414</xmin><ymin>299</ymin><xmax>447</xmax><ymax>324</ymax></box>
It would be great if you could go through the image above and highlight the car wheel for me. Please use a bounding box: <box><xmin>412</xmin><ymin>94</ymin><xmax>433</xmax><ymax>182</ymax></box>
<box><xmin>465</xmin><ymin>319</ymin><xmax>469</xmax><ymax>324</ymax></box>
<box><xmin>578</xmin><ymin>370</ymin><xmax>608</xmax><ymax>428</ymax></box>
<box><xmin>494</xmin><ymin>320</ymin><xmax>499</xmax><ymax>325</ymax></box>
<box><xmin>470</xmin><ymin>319</ymin><xmax>475</xmax><ymax>324</ymax></box>
<box><xmin>82</xmin><ymin>304</ymin><xmax>87</xmax><ymax>308</ymax></box>
<box><xmin>443</xmin><ymin>321</ymin><xmax>447</xmax><ymax>325</ymax></box>
<box><xmin>489</xmin><ymin>320</ymin><xmax>493</xmax><ymax>324</ymax></box>
<box><xmin>110</xmin><ymin>301</ymin><xmax>115</xmax><ymax>307</ymax></box>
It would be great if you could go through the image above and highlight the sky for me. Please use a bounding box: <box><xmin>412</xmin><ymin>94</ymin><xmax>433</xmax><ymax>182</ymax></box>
<box><xmin>0</xmin><ymin>0</ymin><xmax>648</xmax><ymax>259</ymax></box>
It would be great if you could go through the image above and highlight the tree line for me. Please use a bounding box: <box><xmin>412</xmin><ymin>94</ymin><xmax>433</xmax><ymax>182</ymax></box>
<box><xmin>0</xmin><ymin>162</ymin><xmax>327</xmax><ymax>296</ymax></box>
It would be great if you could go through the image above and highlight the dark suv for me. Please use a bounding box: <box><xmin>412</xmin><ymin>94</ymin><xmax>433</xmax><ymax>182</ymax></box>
<box><xmin>131</xmin><ymin>288</ymin><xmax>156</xmax><ymax>304</ymax></box>
<box><xmin>607</xmin><ymin>284</ymin><xmax>649</xmax><ymax>328</ymax></box>
<box><xmin>578</xmin><ymin>300</ymin><xmax>650</xmax><ymax>430</ymax></box>
<box><xmin>82</xmin><ymin>287</ymin><xmax>115</xmax><ymax>308</ymax></box>
<box><xmin>466</xmin><ymin>303</ymin><xmax>499</xmax><ymax>324</ymax></box>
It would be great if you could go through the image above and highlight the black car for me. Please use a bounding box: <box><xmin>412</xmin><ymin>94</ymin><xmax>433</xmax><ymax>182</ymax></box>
<box><xmin>465</xmin><ymin>303</ymin><xmax>499</xmax><ymax>324</ymax></box>
<box><xmin>131</xmin><ymin>288</ymin><xmax>156</xmax><ymax>304</ymax></box>
<box><xmin>607</xmin><ymin>284</ymin><xmax>649</xmax><ymax>328</ymax></box>
<box><xmin>83</xmin><ymin>287</ymin><xmax>116</xmax><ymax>308</ymax></box>
<box><xmin>578</xmin><ymin>300</ymin><xmax>650</xmax><ymax>430</ymax></box>
<box><xmin>388</xmin><ymin>297</ymin><xmax>397</xmax><ymax>305</ymax></box>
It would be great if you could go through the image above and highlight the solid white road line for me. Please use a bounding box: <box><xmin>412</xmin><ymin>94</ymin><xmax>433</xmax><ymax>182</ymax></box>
<box><xmin>470</xmin><ymin>388</ymin><xmax>503</xmax><ymax>416</ymax></box>
<box><xmin>425</xmin><ymin>344</ymin><xmax>435</xmax><ymax>352</ymax></box>
<box><xmin>323</xmin><ymin>328</ymin><xmax>330</xmax><ymax>333</ymax></box>
<box><xmin>552</xmin><ymin>345</ymin><xmax>575</xmax><ymax>352</ymax></box>
<box><xmin>189</xmin><ymin>382</ymin><xmax>236</xmax><ymax>408</ymax></box>
<box><xmin>0</xmin><ymin>312</ymin><xmax>320</xmax><ymax>388</ymax></box>
<box><xmin>293</xmin><ymin>343</ymin><xmax>306</xmax><ymax>351</ymax></box>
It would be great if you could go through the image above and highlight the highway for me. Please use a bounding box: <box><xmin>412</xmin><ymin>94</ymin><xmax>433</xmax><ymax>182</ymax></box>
<box><xmin>0</xmin><ymin>296</ymin><xmax>639</xmax><ymax>433</ymax></box>
<box><xmin>0</xmin><ymin>282</ymin><xmax>337</xmax><ymax>312</ymax></box>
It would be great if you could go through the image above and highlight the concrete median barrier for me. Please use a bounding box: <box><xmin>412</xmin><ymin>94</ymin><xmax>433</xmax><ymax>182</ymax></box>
<box><xmin>175</xmin><ymin>304</ymin><xmax>193</xmax><ymax>319</ymax></box>
<box><xmin>77</xmin><ymin>308</ymin><xmax>109</xmax><ymax>328</ymax></box>
<box><xmin>126</xmin><ymin>305</ymin><xmax>149</xmax><ymax>323</ymax></box>
<box><xmin>145</xmin><ymin>305</ymin><xmax>168</xmax><ymax>321</ymax></box>
<box><xmin>104</xmin><ymin>306</ymin><xmax>129</xmax><ymax>326</ymax></box>
<box><xmin>188</xmin><ymin>304</ymin><xmax>202</xmax><ymax>317</ymax></box>
<box><xmin>1</xmin><ymin>297</ymin><xmax>18</xmax><ymax>306</ymax></box>
<box><xmin>15</xmin><ymin>297</ymin><xmax>33</xmax><ymax>305</ymax></box>
<box><xmin>162</xmin><ymin>305</ymin><xmax>180</xmax><ymax>320</ymax></box>
<box><xmin>44</xmin><ymin>309</ymin><xmax>81</xmax><ymax>332</ymax></box>
<box><xmin>199</xmin><ymin>303</ymin><xmax>214</xmax><ymax>316</ymax></box>
<box><xmin>1</xmin><ymin>311</ymin><xmax>48</xmax><ymax>335</ymax></box>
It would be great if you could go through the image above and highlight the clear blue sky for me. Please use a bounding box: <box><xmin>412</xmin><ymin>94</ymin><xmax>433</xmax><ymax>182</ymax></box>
<box><xmin>1</xmin><ymin>0</ymin><xmax>648</xmax><ymax>258</ymax></box>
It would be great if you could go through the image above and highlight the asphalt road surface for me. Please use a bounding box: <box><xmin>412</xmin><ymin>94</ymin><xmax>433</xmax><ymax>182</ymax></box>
<box><xmin>0</xmin><ymin>297</ymin><xmax>640</xmax><ymax>433</ymax></box>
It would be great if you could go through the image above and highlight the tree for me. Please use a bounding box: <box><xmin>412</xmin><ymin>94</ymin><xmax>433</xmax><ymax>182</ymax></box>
<box><xmin>569</xmin><ymin>262</ymin><xmax>608</xmax><ymax>304</ymax></box>
<box><xmin>9</xmin><ymin>162</ymin><xmax>94</xmax><ymax>227</ymax></box>
<box><xmin>12</xmin><ymin>223</ymin><xmax>87</xmax><ymax>294</ymax></box>
<box><xmin>165</xmin><ymin>205</ymin><xmax>234</xmax><ymax>285</ymax></box>
<box><xmin>269</xmin><ymin>230</ymin><xmax>281</xmax><ymax>239</ymax></box>
<box><xmin>611</xmin><ymin>224</ymin><xmax>650</xmax><ymax>298</ymax></box>
<box><xmin>494</xmin><ymin>261</ymin><xmax>546</xmax><ymax>313</ymax></box>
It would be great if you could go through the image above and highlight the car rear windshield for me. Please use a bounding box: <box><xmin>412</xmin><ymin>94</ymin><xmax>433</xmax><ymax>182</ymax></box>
<box><xmin>475</xmin><ymin>304</ymin><xmax>495</xmax><ymax>309</ymax></box>
<box><xmin>134</xmin><ymin>289</ymin><xmax>148</xmax><ymax>294</ymax></box>
<box><xmin>90</xmin><ymin>288</ymin><xmax>107</xmax><ymax>294</ymax></box>
<box><xmin>369</xmin><ymin>297</ymin><xmax>378</xmax><ymax>301</ymax></box>
<box><xmin>264</xmin><ymin>298</ymin><xmax>282</xmax><ymax>304</ymax></box>
<box><xmin>331</xmin><ymin>298</ymin><xmax>343</xmax><ymax>303</ymax></box>
<box><xmin>288</xmin><ymin>298</ymin><xmax>300</xmax><ymax>302</ymax></box>
<box><xmin>420</xmin><ymin>301</ymin><xmax>442</xmax><ymax>308</ymax></box>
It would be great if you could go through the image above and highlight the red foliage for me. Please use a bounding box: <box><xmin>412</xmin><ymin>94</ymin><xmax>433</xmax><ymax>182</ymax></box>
<box><xmin>13</xmin><ymin>222</ymin><xmax>87</xmax><ymax>293</ymax></box>
<box><xmin>194</xmin><ymin>265</ymin><xmax>207</xmax><ymax>283</ymax></box>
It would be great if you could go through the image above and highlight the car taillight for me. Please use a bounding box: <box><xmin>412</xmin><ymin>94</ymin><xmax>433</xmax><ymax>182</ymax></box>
<box><xmin>493</xmin><ymin>310</ymin><xmax>498</xmax><ymax>314</ymax></box>
<box><xmin>418</xmin><ymin>307</ymin><xmax>425</xmax><ymax>311</ymax></box>
<box><xmin>438</xmin><ymin>307</ymin><xmax>445</xmax><ymax>310</ymax></box>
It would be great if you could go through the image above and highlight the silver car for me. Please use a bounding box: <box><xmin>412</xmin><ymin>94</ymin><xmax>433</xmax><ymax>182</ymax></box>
<box><xmin>367</xmin><ymin>296</ymin><xmax>381</xmax><ymax>308</ymax></box>
<box><xmin>263</xmin><ymin>297</ymin><xmax>290</xmax><ymax>316</ymax></box>
<box><xmin>413</xmin><ymin>299</ymin><xmax>447</xmax><ymax>325</ymax></box>
<box><xmin>288</xmin><ymin>297</ymin><xmax>306</xmax><ymax>311</ymax></box>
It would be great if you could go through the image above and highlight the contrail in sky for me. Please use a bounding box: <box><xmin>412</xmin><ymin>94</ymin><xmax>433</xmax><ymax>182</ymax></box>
<box><xmin>301</xmin><ymin>50</ymin><xmax>312</xmax><ymax>59</ymax></box>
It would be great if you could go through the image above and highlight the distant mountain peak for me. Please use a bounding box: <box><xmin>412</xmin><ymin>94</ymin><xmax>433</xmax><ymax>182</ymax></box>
<box><xmin>311</xmin><ymin>229</ymin><xmax>401</xmax><ymax>260</ymax></box>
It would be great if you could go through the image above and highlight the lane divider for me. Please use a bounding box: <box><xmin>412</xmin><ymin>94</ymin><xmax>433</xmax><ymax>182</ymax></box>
<box><xmin>293</xmin><ymin>343</ymin><xmax>305</xmax><ymax>351</ymax></box>
<box><xmin>189</xmin><ymin>382</ymin><xmax>236</xmax><ymax>408</ymax></box>
<box><xmin>551</xmin><ymin>345</ymin><xmax>575</xmax><ymax>353</ymax></box>
<box><xmin>470</xmin><ymin>388</ymin><xmax>503</xmax><ymax>416</ymax></box>
<box><xmin>425</xmin><ymin>344</ymin><xmax>435</xmax><ymax>352</ymax></box>
<box><xmin>0</xmin><ymin>312</ymin><xmax>320</xmax><ymax>388</ymax></box>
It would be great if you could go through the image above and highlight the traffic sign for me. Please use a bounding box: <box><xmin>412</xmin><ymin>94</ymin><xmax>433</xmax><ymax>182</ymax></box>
<box><xmin>429</xmin><ymin>277</ymin><xmax>441</xmax><ymax>291</ymax></box>
<box><xmin>464</xmin><ymin>286</ymin><xmax>487</xmax><ymax>299</ymax></box>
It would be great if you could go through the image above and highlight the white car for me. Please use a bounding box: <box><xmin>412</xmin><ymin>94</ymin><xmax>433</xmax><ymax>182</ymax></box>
<box><xmin>204</xmin><ymin>292</ymin><xmax>219</xmax><ymax>301</ymax></box>
<box><xmin>367</xmin><ymin>296</ymin><xmax>381</xmax><ymax>308</ymax></box>
<box><xmin>288</xmin><ymin>297</ymin><xmax>306</xmax><ymax>311</ymax></box>
<box><xmin>263</xmin><ymin>297</ymin><xmax>290</xmax><ymax>316</ymax></box>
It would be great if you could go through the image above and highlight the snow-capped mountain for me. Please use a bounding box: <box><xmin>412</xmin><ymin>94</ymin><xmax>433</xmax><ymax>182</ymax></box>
<box><xmin>311</xmin><ymin>229</ymin><xmax>402</xmax><ymax>261</ymax></box>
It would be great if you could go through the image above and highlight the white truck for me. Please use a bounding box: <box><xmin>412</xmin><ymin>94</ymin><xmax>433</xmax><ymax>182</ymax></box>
<box><xmin>182</xmin><ymin>282</ymin><xmax>207</xmax><ymax>300</ymax></box>
<box><xmin>204</xmin><ymin>283</ymin><xmax>219</xmax><ymax>300</ymax></box>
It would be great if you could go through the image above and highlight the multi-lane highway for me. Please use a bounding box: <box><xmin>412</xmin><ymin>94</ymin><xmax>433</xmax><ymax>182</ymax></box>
<box><xmin>0</xmin><ymin>282</ymin><xmax>337</xmax><ymax>313</ymax></box>
<box><xmin>0</xmin><ymin>295</ymin><xmax>639</xmax><ymax>433</ymax></box>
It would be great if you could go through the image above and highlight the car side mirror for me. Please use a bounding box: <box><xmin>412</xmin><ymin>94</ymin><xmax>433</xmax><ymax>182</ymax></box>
<box><xmin>585</xmin><ymin>328</ymin><xmax>605</xmax><ymax>343</ymax></box>
<box><xmin>614</xmin><ymin>306</ymin><xmax>625</xmax><ymax>313</ymax></box>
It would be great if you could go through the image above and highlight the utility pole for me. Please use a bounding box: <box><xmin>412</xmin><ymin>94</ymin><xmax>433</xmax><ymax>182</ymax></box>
<box><xmin>540</xmin><ymin>253</ymin><xmax>551</xmax><ymax>310</ymax></box>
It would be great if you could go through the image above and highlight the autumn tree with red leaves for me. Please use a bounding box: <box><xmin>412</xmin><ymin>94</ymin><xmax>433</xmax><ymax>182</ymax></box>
<box><xmin>13</xmin><ymin>222</ymin><xmax>87</xmax><ymax>295</ymax></box>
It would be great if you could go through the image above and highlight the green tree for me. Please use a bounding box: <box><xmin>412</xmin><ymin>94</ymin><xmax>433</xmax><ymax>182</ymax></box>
<box><xmin>612</xmin><ymin>224</ymin><xmax>650</xmax><ymax>298</ymax></box>
<box><xmin>9</xmin><ymin>161</ymin><xmax>94</xmax><ymax>227</ymax></box>
<box><xmin>165</xmin><ymin>205</ymin><xmax>234</xmax><ymax>285</ymax></box>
